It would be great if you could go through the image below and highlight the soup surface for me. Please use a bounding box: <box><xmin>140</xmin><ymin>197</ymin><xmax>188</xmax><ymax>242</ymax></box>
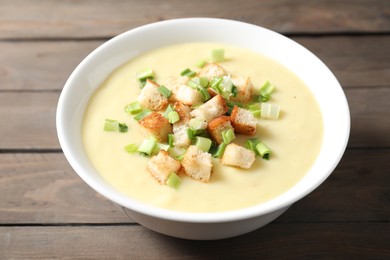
<box><xmin>82</xmin><ymin>42</ymin><xmax>323</xmax><ymax>212</ymax></box>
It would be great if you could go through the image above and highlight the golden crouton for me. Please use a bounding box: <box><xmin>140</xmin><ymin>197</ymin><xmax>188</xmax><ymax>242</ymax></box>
<box><xmin>230</xmin><ymin>76</ymin><xmax>253</xmax><ymax>103</ymax></box>
<box><xmin>147</xmin><ymin>150</ymin><xmax>181</xmax><ymax>184</ymax></box>
<box><xmin>230</xmin><ymin>105</ymin><xmax>257</xmax><ymax>135</ymax></box>
<box><xmin>175</xmin><ymin>84</ymin><xmax>203</xmax><ymax>106</ymax></box>
<box><xmin>181</xmin><ymin>145</ymin><xmax>213</xmax><ymax>182</ymax></box>
<box><xmin>221</xmin><ymin>143</ymin><xmax>256</xmax><ymax>169</ymax></box>
<box><xmin>173</xmin><ymin>101</ymin><xmax>192</xmax><ymax>124</ymax></box>
<box><xmin>163</xmin><ymin>76</ymin><xmax>189</xmax><ymax>102</ymax></box>
<box><xmin>138</xmin><ymin>79</ymin><xmax>169</xmax><ymax>111</ymax></box>
<box><xmin>190</xmin><ymin>95</ymin><xmax>228</xmax><ymax>122</ymax></box>
<box><xmin>198</xmin><ymin>62</ymin><xmax>228</xmax><ymax>81</ymax></box>
<box><xmin>173</xmin><ymin>123</ymin><xmax>191</xmax><ymax>148</ymax></box>
<box><xmin>207</xmin><ymin>116</ymin><xmax>234</xmax><ymax>144</ymax></box>
<box><xmin>138</xmin><ymin>112</ymin><xmax>172</xmax><ymax>142</ymax></box>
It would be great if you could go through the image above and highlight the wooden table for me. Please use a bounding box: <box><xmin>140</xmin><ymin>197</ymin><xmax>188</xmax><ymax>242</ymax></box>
<box><xmin>1</xmin><ymin>0</ymin><xmax>389</xmax><ymax>258</ymax></box>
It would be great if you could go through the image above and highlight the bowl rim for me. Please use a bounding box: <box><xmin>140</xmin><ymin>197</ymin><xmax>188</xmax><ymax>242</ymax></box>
<box><xmin>57</xmin><ymin>17</ymin><xmax>350</xmax><ymax>223</ymax></box>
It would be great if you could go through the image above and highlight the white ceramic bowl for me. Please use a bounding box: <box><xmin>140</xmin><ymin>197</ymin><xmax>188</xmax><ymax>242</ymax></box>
<box><xmin>56</xmin><ymin>18</ymin><xmax>350</xmax><ymax>240</ymax></box>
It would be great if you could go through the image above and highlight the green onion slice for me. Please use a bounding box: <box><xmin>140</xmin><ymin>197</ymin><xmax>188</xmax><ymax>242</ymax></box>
<box><xmin>133</xmin><ymin>109</ymin><xmax>151</xmax><ymax>121</ymax></box>
<box><xmin>163</xmin><ymin>105</ymin><xmax>175</xmax><ymax>119</ymax></box>
<box><xmin>211</xmin><ymin>49</ymin><xmax>225</xmax><ymax>62</ymax></box>
<box><xmin>212</xmin><ymin>142</ymin><xmax>227</xmax><ymax>158</ymax></box>
<box><xmin>189</xmin><ymin>118</ymin><xmax>207</xmax><ymax>130</ymax></box>
<box><xmin>261</xmin><ymin>103</ymin><xmax>280</xmax><ymax>119</ymax></box>
<box><xmin>125</xmin><ymin>101</ymin><xmax>143</xmax><ymax>115</ymax></box>
<box><xmin>180</xmin><ymin>68</ymin><xmax>196</xmax><ymax>77</ymax></box>
<box><xmin>124</xmin><ymin>143</ymin><xmax>138</xmax><ymax>153</ymax></box>
<box><xmin>166</xmin><ymin>172</ymin><xmax>181</xmax><ymax>189</ymax></box>
<box><xmin>245</xmin><ymin>138</ymin><xmax>261</xmax><ymax>155</ymax></box>
<box><xmin>196</xmin><ymin>59</ymin><xmax>207</xmax><ymax>68</ymax></box>
<box><xmin>137</xmin><ymin>69</ymin><xmax>155</xmax><ymax>88</ymax></box>
<box><xmin>194</xmin><ymin>136</ymin><xmax>212</xmax><ymax>152</ymax></box>
<box><xmin>137</xmin><ymin>137</ymin><xmax>157</xmax><ymax>156</ymax></box>
<box><xmin>259</xmin><ymin>81</ymin><xmax>275</xmax><ymax>102</ymax></box>
<box><xmin>168</xmin><ymin>133</ymin><xmax>174</xmax><ymax>148</ymax></box>
<box><xmin>256</xmin><ymin>142</ymin><xmax>271</xmax><ymax>160</ymax></box>
<box><xmin>168</xmin><ymin>111</ymin><xmax>180</xmax><ymax>124</ymax></box>
<box><xmin>222</xmin><ymin>129</ymin><xmax>235</xmax><ymax>144</ymax></box>
<box><xmin>104</xmin><ymin>119</ymin><xmax>128</xmax><ymax>132</ymax></box>
<box><xmin>157</xmin><ymin>85</ymin><xmax>172</xmax><ymax>98</ymax></box>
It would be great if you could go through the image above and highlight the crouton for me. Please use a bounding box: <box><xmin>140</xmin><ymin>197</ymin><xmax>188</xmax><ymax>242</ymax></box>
<box><xmin>147</xmin><ymin>150</ymin><xmax>181</xmax><ymax>184</ymax></box>
<box><xmin>138</xmin><ymin>79</ymin><xmax>169</xmax><ymax>111</ymax></box>
<box><xmin>207</xmin><ymin>116</ymin><xmax>234</xmax><ymax>144</ymax></box>
<box><xmin>230</xmin><ymin>105</ymin><xmax>257</xmax><ymax>135</ymax></box>
<box><xmin>181</xmin><ymin>145</ymin><xmax>213</xmax><ymax>182</ymax></box>
<box><xmin>173</xmin><ymin>123</ymin><xmax>191</xmax><ymax>148</ymax></box>
<box><xmin>138</xmin><ymin>112</ymin><xmax>172</xmax><ymax>142</ymax></box>
<box><xmin>190</xmin><ymin>95</ymin><xmax>228</xmax><ymax>122</ymax></box>
<box><xmin>198</xmin><ymin>62</ymin><xmax>228</xmax><ymax>81</ymax></box>
<box><xmin>163</xmin><ymin>76</ymin><xmax>189</xmax><ymax>102</ymax></box>
<box><xmin>175</xmin><ymin>84</ymin><xmax>203</xmax><ymax>106</ymax></box>
<box><xmin>230</xmin><ymin>76</ymin><xmax>253</xmax><ymax>103</ymax></box>
<box><xmin>221</xmin><ymin>143</ymin><xmax>256</xmax><ymax>169</ymax></box>
<box><xmin>173</xmin><ymin>101</ymin><xmax>192</xmax><ymax>124</ymax></box>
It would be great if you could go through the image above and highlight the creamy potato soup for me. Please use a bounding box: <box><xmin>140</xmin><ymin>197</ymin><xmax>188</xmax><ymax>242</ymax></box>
<box><xmin>82</xmin><ymin>42</ymin><xmax>323</xmax><ymax>212</ymax></box>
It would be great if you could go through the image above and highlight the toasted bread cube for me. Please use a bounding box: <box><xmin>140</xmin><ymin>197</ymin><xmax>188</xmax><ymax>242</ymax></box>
<box><xmin>163</xmin><ymin>76</ymin><xmax>189</xmax><ymax>102</ymax></box>
<box><xmin>190</xmin><ymin>95</ymin><xmax>228</xmax><ymax>122</ymax></box>
<box><xmin>230</xmin><ymin>105</ymin><xmax>257</xmax><ymax>135</ymax></box>
<box><xmin>230</xmin><ymin>76</ymin><xmax>253</xmax><ymax>103</ymax></box>
<box><xmin>173</xmin><ymin>123</ymin><xmax>191</xmax><ymax>148</ymax></box>
<box><xmin>207</xmin><ymin>116</ymin><xmax>234</xmax><ymax>144</ymax></box>
<box><xmin>221</xmin><ymin>143</ymin><xmax>256</xmax><ymax>169</ymax></box>
<box><xmin>173</xmin><ymin>101</ymin><xmax>192</xmax><ymax>124</ymax></box>
<box><xmin>138</xmin><ymin>79</ymin><xmax>169</xmax><ymax>111</ymax></box>
<box><xmin>147</xmin><ymin>150</ymin><xmax>181</xmax><ymax>184</ymax></box>
<box><xmin>138</xmin><ymin>112</ymin><xmax>172</xmax><ymax>142</ymax></box>
<box><xmin>175</xmin><ymin>84</ymin><xmax>203</xmax><ymax>106</ymax></box>
<box><xmin>198</xmin><ymin>62</ymin><xmax>228</xmax><ymax>81</ymax></box>
<box><xmin>181</xmin><ymin>145</ymin><xmax>213</xmax><ymax>182</ymax></box>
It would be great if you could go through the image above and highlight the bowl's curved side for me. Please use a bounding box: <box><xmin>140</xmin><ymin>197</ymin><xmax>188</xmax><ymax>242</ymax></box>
<box><xmin>56</xmin><ymin>18</ymin><xmax>350</xmax><ymax>232</ymax></box>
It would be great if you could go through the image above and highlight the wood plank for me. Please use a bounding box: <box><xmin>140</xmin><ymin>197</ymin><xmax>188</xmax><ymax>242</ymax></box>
<box><xmin>0</xmin><ymin>223</ymin><xmax>389</xmax><ymax>258</ymax></box>
<box><xmin>1</xmin><ymin>86</ymin><xmax>390</xmax><ymax>149</ymax></box>
<box><xmin>0</xmin><ymin>153</ymin><xmax>132</xmax><ymax>224</ymax></box>
<box><xmin>0</xmin><ymin>149</ymin><xmax>389</xmax><ymax>224</ymax></box>
<box><xmin>1</xmin><ymin>36</ymin><xmax>389</xmax><ymax>91</ymax></box>
<box><xmin>0</xmin><ymin>0</ymin><xmax>389</xmax><ymax>40</ymax></box>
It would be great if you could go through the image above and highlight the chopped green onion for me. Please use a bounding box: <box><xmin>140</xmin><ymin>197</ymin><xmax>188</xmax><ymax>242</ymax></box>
<box><xmin>137</xmin><ymin>138</ymin><xmax>157</xmax><ymax>156</ymax></box>
<box><xmin>180</xmin><ymin>68</ymin><xmax>196</xmax><ymax>77</ymax></box>
<box><xmin>157</xmin><ymin>85</ymin><xmax>172</xmax><ymax>98</ymax></box>
<box><xmin>187</xmin><ymin>128</ymin><xmax>208</xmax><ymax>140</ymax></box>
<box><xmin>124</xmin><ymin>143</ymin><xmax>138</xmax><ymax>153</ymax></box>
<box><xmin>259</xmin><ymin>81</ymin><xmax>275</xmax><ymax>102</ymax></box>
<box><xmin>222</xmin><ymin>129</ymin><xmax>235</xmax><ymax>144</ymax></box>
<box><xmin>210</xmin><ymin>77</ymin><xmax>223</xmax><ymax>93</ymax></box>
<box><xmin>198</xmin><ymin>86</ymin><xmax>211</xmax><ymax>102</ymax></box>
<box><xmin>256</xmin><ymin>142</ymin><xmax>271</xmax><ymax>160</ymax></box>
<box><xmin>103</xmin><ymin>119</ymin><xmax>128</xmax><ymax>132</ymax></box>
<box><xmin>187</xmin><ymin>78</ymin><xmax>211</xmax><ymax>102</ymax></box>
<box><xmin>163</xmin><ymin>105</ymin><xmax>175</xmax><ymax>119</ymax></box>
<box><xmin>261</xmin><ymin>103</ymin><xmax>280</xmax><ymax>119</ymax></box>
<box><xmin>211</xmin><ymin>49</ymin><xmax>225</xmax><ymax>62</ymax></box>
<box><xmin>247</xmin><ymin>103</ymin><xmax>261</xmax><ymax>118</ymax></box>
<box><xmin>168</xmin><ymin>134</ymin><xmax>174</xmax><ymax>148</ymax></box>
<box><xmin>245</xmin><ymin>138</ymin><xmax>261</xmax><ymax>155</ymax></box>
<box><xmin>212</xmin><ymin>142</ymin><xmax>227</xmax><ymax>158</ymax></box>
<box><xmin>166</xmin><ymin>172</ymin><xmax>181</xmax><ymax>189</ymax></box>
<box><xmin>176</xmin><ymin>153</ymin><xmax>186</xmax><ymax>161</ymax></box>
<box><xmin>189</xmin><ymin>118</ymin><xmax>207</xmax><ymax>130</ymax></box>
<box><xmin>196</xmin><ymin>59</ymin><xmax>207</xmax><ymax>68</ymax></box>
<box><xmin>157</xmin><ymin>143</ymin><xmax>170</xmax><ymax>152</ymax></box>
<box><xmin>194</xmin><ymin>136</ymin><xmax>212</xmax><ymax>152</ymax></box>
<box><xmin>168</xmin><ymin>111</ymin><xmax>180</xmax><ymax>124</ymax></box>
<box><xmin>133</xmin><ymin>109</ymin><xmax>151</xmax><ymax>121</ymax></box>
<box><xmin>125</xmin><ymin>101</ymin><xmax>143</xmax><ymax>115</ymax></box>
<box><xmin>226</xmin><ymin>101</ymin><xmax>244</xmax><ymax>115</ymax></box>
<box><xmin>137</xmin><ymin>69</ymin><xmax>155</xmax><ymax>87</ymax></box>
<box><xmin>169</xmin><ymin>147</ymin><xmax>186</xmax><ymax>158</ymax></box>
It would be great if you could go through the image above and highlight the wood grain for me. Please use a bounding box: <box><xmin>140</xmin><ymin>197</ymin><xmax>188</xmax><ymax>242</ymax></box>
<box><xmin>0</xmin><ymin>150</ymin><xmax>388</xmax><ymax>224</ymax></box>
<box><xmin>0</xmin><ymin>153</ymin><xmax>131</xmax><ymax>224</ymax></box>
<box><xmin>0</xmin><ymin>223</ymin><xmax>389</xmax><ymax>258</ymax></box>
<box><xmin>1</xmin><ymin>0</ymin><xmax>389</xmax><ymax>40</ymax></box>
<box><xmin>1</xmin><ymin>87</ymin><xmax>389</xmax><ymax>149</ymax></box>
<box><xmin>1</xmin><ymin>36</ymin><xmax>389</xmax><ymax>91</ymax></box>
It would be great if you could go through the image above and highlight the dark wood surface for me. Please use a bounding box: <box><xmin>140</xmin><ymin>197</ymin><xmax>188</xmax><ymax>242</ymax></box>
<box><xmin>0</xmin><ymin>0</ymin><xmax>389</xmax><ymax>258</ymax></box>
